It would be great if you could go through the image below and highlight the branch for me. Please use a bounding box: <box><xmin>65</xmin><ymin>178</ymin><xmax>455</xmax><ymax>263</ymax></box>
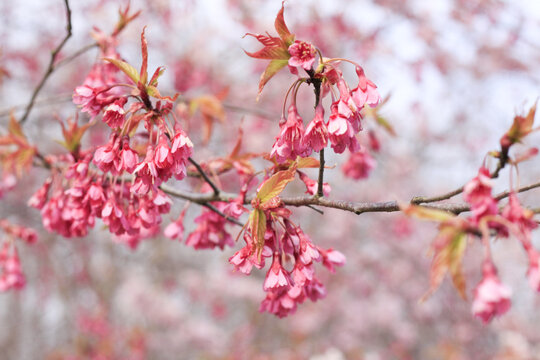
<box><xmin>19</xmin><ymin>0</ymin><xmax>73</xmax><ymax>125</ymax></box>
<box><xmin>188</xmin><ymin>157</ymin><xmax>221</xmax><ymax>195</ymax></box>
<box><xmin>201</xmin><ymin>202</ymin><xmax>244</xmax><ymax>226</ymax></box>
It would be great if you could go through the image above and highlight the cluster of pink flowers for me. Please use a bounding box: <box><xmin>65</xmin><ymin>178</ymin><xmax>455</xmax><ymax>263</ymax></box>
<box><xmin>229</xmin><ymin>211</ymin><xmax>345</xmax><ymax>317</ymax></box>
<box><xmin>462</xmin><ymin>166</ymin><xmax>540</xmax><ymax>323</ymax></box>
<box><xmin>272</xmin><ymin>60</ymin><xmax>380</xmax><ymax>165</ymax></box>
<box><xmin>185</xmin><ymin>202</ymin><xmax>236</xmax><ymax>250</ymax></box>
<box><xmin>472</xmin><ymin>262</ymin><xmax>512</xmax><ymax>324</ymax></box>
<box><xmin>342</xmin><ymin>146</ymin><xmax>377</xmax><ymax>180</ymax></box>
<box><xmin>0</xmin><ymin>242</ymin><xmax>25</xmax><ymax>292</ymax></box>
<box><xmin>463</xmin><ymin>167</ymin><xmax>498</xmax><ymax>224</ymax></box>
<box><xmin>29</xmin><ymin>25</ymin><xmax>195</xmax><ymax>248</ymax></box>
<box><xmin>72</xmin><ymin>31</ymin><xmax>126</xmax><ymax>119</ymax></box>
<box><xmin>29</xmin><ymin>153</ymin><xmax>174</xmax><ymax>248</ymax></box>
<box><xmin>0</xmin><ymin>220</ymin><xmax>37</xmax><ymax>292</ymax></box>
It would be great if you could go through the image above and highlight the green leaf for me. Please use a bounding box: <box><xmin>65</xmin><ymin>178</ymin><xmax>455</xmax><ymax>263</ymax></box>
<box><xmin>249</xmin><ymin>208</ymin><xmax>267</xmax><ymax>257</ymax></box>
<box><xmin>104</xmin><ymin>58</ymin><xmax>140</xmax><ymax>85</ymax></box>
<box><xmin>257</xmin><ymin>166</ymin><xmax>296</xmax><ymax>204</ymax></box>
<box><xmin>296</xmin><ymin>156</ymin><xmax>320</xmax><ymax>168</ymax></box>
<box><xmin>257</xmin><ymin>59</ymin><xmax>288</xmax><ymax>101</ymax></box>
<box><xmin>401</xmin><ymin>204</ymin><xmax>455</xmax><ymax>222</ymax></box>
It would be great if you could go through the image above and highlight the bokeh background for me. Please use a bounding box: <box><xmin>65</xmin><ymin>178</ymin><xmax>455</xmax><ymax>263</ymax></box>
<box><xmin>1</xmin><ymin>0</ymin><xmax>540</xmax><ymax>358</ymax></box>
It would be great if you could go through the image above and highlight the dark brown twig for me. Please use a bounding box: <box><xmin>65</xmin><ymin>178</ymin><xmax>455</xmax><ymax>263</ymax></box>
<box><xmin>19</xmin><ymin>0</ymin><xmax>72</xmax><ymax>125</ymax></box>
<box><xmin>188</xmin><ymin>157</ymin><xmax>221</xmax><ymax>195</ymax></box>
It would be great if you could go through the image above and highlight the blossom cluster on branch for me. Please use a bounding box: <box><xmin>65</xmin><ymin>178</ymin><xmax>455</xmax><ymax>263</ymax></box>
<box><xmin>0</xmin><ymin>1</ymin><xmax>539</xmax><ymax>326</ymax></box>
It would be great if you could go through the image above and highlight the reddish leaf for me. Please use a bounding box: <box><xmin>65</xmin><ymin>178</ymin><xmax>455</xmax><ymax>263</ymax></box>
<box><xmin>244</xmin><ymin>33</ymin><xmax>282</xmax><ymax>47</ymax></box>
<box><xmin>274</xmin><ymin>1</ymin><xmax>295</xmax><ymax>46</ymax></box>
<box><xmin>8</xmin><ymin>112</ymin><xmax>26</xmax><ymax>141</ymax></box>
<box><xmin>244</xmin><ymin>46</ymin><xmax>290</xmax><ymax>61</ymax></box>
<box><xmin>140</xmin><ymin>27</ymin><xmax>149</xmax><ymax>85</ymax></box>
<box><xmin>148</xmin><ymin>66</ymin><xmax>165</xmax><ymax>87</ymax></box>
<box><xmin>502</xmin><ymin>103</ymin><xmax>536</xmax><ymax>147</ymax></box>
<box><xmin>422</xmin><ymin>228</ymin><xmax>467</xmax><ymax>301</ymax></box>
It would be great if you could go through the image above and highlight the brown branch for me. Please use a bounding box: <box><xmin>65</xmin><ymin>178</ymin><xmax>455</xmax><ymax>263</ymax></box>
<box><xmin>19</xmin><ymin>0</ymin><xmax>72</xmax><ymax>125</ymax></box>
<box><xmin>201</xmin><ymin>203</ymin><xmax>243</xmax><ymax>226</ymax></box>
<box><xmin>188</xmin><ymin>157</ymin><xmax>221</xmax><ymax>195</ymax></box>
<box><xmin>55</xmin><ymin>43</ymin><xmax>98</xmax><ymax>68</ymax></box>
<box><xmin>494</xmin><ymin>180</ymin><xmax>540</xmax><ymax>201</ymax></box>
<box><xmin>411</xmin><ymin>186</ymin><xmax>464</xmax><ymax>204</ymax></box>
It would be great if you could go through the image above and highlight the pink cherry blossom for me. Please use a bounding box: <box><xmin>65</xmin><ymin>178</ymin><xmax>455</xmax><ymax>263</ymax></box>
<box><xmin>327</xmin><ymin>103</ymin><xmax>359</xmax><ymax>154</ymax></box>
<box><xmin>271</xmin><ymin>104</ymin><xmax>309</xmax><ymax>163</ymax></box>
<box><xmin>102</xmin><ymin>97</ymin><xmax>127</xmax><ymax>128</ymax></box>
<box><xmin>288</xmin><ymin>40</ymin><xmax>316</xmax><ymax>70</ymax></box>
<box><xmin>351</xmin><ymin>66</ymin><xmax>380</xmax><ymax>109</ymax></box>
<box><xmin>164</xmin><ymin>209</ymin><xmax>186</xmax><ymax>241</ymax></box>
<box><xmin>463</xmin><ymin>167</ymin><xmax>498</xmax><ymax>224</ymax></box>
<box><xmin>343</xmin><ymin>147</ymin><xmax>377</xmax><ymax>180</ymax></box>
<box><xmin>263</xmin><ymin>254</ymin><xmax>291</xmax><ymax>290</ymax></box>
<box><xmin>472</xmin><ymin>263</ymin><xmax>512</xmax><ymax>323</ymax></box>
<box><xmin>298</xmin><ymin>171</ymin><xmax>330</xmax><ymax>197</ymax></box>
<box><xmin>304</xmin><ymin>104</ymin><xmax>328</xmax><ymax>153</ymax></box>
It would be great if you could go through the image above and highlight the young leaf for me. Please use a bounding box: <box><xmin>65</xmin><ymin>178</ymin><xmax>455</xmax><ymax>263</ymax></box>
<box><xmin>422</xmin><ymin>228</ymin><xmax>467</xmax><ymax>301</ymax></box>
<box><xmin>401</xmin><ymin>204</ymin><xmax>455</xmax><ymax>222</ymax></box>
<box><xmin>8</xmin><ymin>112</ymin><xmax>26</xmax><ymax>141</ymax></box>
<box><xmin>257</xmin><ymin>59</ymin><xmax>288</xmax><ymax>100</ymax></box>
<box><xmin>248</xmin><ymin>208</ymin><xmax>267</xmax><ymax>256</ymax></box>
<box><xmin>104</xmin><ymin>58</ymin><xmax>140</xmax><ymax>85</ymax></box>
<box><xmin>140</xmin><ymin>27</ymin><xmax>149</xmax><ymax>85</ymax></box>
<box><xmin>257</xmin><ymin>166</ymin><xmax>296</xmax><ymax>204</ymax></box>
<box><xmin>149</xmin><ymin>66</ymin><xmax>165</xmax><ymax>87</ymax></box>
<box><xmin>274</xmin><ymin>1</ymin><xmax>295</xmax><ymax>46</ymax></box>
<box><xmin>296</xmin><ymin>156</ymin><xmax>320</xmax><ymax>168</ymax></box>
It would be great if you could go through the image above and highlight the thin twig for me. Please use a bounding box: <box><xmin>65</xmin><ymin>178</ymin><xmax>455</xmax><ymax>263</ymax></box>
<box><xmin>19</xmin><ymin>0</ymin><xmax>72</xmax><ymax>125</ymax></box>
<box><xmin>188</xmin><ymin>157</ymin><xmax>220</xmax><ymax>195</ymax></box>
<box><xmin>411</xmin><ymin>186</ymin><xmax>464</xmax><ymax>204</ymax></box>
<box><xmin>317</xmin><ymin>149</ymin><xmax>325</xmax><ymax>197</ymax></box>
<box><xmin>56</xmin><ymin>43</ymin><xmax>98</xmax><ymax>68</ymax></box>
<box><xmin>201</xmin><ymin>203</ymin><xmax>243</xmax><ymax>226</ymax></box>
<box><xmin>494</xmin><ymin>180</ymin><xmax>540</xmax><ymax>201</ymax></box>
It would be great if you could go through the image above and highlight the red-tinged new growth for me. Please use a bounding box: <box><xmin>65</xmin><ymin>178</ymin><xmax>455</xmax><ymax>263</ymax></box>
<box><xmin>472</xmin><ymin>261</ymin><xmax>512</xmax><ymax>324</ymax></box>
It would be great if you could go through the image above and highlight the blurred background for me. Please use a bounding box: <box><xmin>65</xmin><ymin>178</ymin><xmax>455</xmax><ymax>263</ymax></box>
<box><xmin>1</xmin><ymin>0</ymin><xmax>540</xmax><ymax>358</ymax></box>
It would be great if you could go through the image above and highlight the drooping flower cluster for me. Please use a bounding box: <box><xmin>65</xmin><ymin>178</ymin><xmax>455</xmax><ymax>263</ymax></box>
<box><xmin>472</xmin><ymin>261</ymin><xmax>512</xmax><ymax>324</ymax></box>
<box><xmin>230</xmin><ymin>203</ymin><xmax>345</xmax><ymax>318</ymax></box>
<box><xmin>0</xmin><ymin>220</ymin><xmax>38</xmax><ymax>292</ymax></box>
<box><xmin>270</xmin><ymin>64</ymin><xmax>381</xmax><ymax>165</ymax></box>
<box><xmin>459</xmin><ymin>165</ymin><xmax>540</xmax><ymax>322</ymax></box>
<box><xmin>29</xmin><ymin>152</ymin><xmax>175</xmax><ymax>248</ymax></box>
<box><xmin>463</xmin><ymin>166</ymin><xmax>498</xmax><ymax>225</ymax></box>
<box><xmin>342</xmin><ymin>146</ymin><xmax>377</xmax><ymax>180</ymax></box>
<box><xmin>30</xmin><ymin>28</ymin><xmax>193</xmax><ymax>248</ymax></box>
<box><xmin>0</xmin><ymin>242</ymin><xmax>25</xmax><ymax>292</ymax></box>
